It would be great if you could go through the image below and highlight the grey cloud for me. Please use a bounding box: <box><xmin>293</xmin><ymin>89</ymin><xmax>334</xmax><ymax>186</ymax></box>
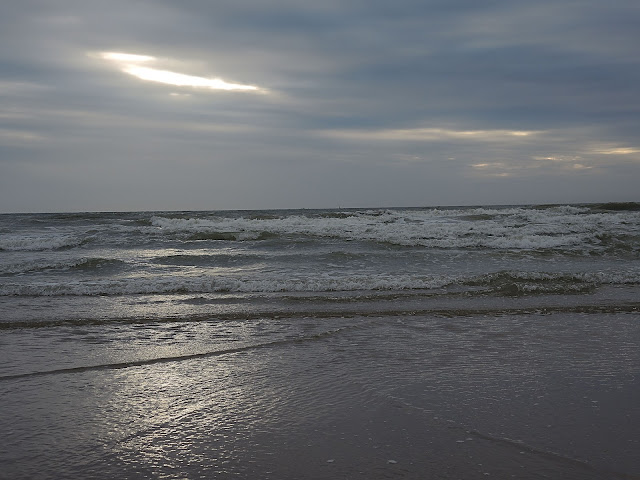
<box><xmin>0</xmin><ymin>0</ymin><xmax>638</xmax><ymax>212</ymax></box>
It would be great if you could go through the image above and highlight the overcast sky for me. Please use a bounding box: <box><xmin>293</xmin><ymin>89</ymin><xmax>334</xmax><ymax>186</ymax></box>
<box><xmin>1</xmin><ymin>0</ymin><xmax>639</xmax><ymax>212</ymax></box>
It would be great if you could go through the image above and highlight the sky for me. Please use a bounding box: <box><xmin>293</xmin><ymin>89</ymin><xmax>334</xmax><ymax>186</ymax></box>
<box><xmin>1</xmin><ymin>0</ymin><xmax>639</xmax><ymax>212</ymax></box>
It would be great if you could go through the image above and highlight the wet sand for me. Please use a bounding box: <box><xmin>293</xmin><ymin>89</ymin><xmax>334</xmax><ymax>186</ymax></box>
<box><xmin>1</xmin><ymin>310</ymin><xmax>639</xmax><ymax>479</ymax></box>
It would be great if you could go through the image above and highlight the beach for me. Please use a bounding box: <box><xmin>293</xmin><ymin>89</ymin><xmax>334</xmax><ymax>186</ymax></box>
<box><xmin>1</xmin><ymin>205</ymin><xmax>639</xmax><ymax>479</ymax></box>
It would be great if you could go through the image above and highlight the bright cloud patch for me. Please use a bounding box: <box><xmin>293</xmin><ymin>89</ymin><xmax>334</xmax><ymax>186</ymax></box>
<box><xmin>100</xmin><ymin>52</ymin><xmax>155</xmax><ymax>63</ymax></box>
<box><xmin>122</xmin><ymin>65</ymin><xmax>259</xmax><ymax>91</ymax></box>
<box><xmin>470</xmin><ymin>162</ymin><xmax>513</xmax><ymax>177</ymax></box>
<box><xmin>596</xmin><ymin>147</ymin><xmax>640</xmax><ymax>155</ymax></box>
<box><xmin>98</xmin><ymin>51</ymin><xmax>264</xmax><ymax>93</ymax></box>
<box><xmin>324</xmin><ymin>127</ymin><xmax>538</xmax><ymax>142</ymax></box>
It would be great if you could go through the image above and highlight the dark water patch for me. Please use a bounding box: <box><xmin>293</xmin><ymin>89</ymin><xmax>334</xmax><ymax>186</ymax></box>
<box><xmin>278</xmin><ymin>290</ymin><xmax>446</xmax><ymax>304</ymax></box>
<box><xmin>3</xmin><ymin>299</ymin><xmax>638</xmax><ymax>332</ymax></box>
<box><xmin>132</xmin><ymin>217</ymin><xmax>154</xmax><ymax>226</ymax></box>
<box><xmin>458</xmin><ymin>214</ymin><xmax>497</xmax><ymax>221</ymax></box>
<box><xmin>593</xmin><ymin>233</ymin><xmax>640</xmax><ymax>256</ymax></box>
<box><xmin>464</xmin><ymin>271</ymin><xmax>598</xmax><ymax>296</ymax></box>
<box><xmin>316</xmin><ymin>211</ymin><xmax>358</xmax><ymax>219</ymax></box>
<box><xmin>71</xmin><ymin>257</ymin><xmax>127</xmax><ymax>272</ymax></box>
<box><xmin>186</xmin><ymin>232</ymin><xmax>237</xmax><ymax>241</ymax></box>
<box><xmin>151</xmin><ymin>253</ymin><xmax>259</xmax><ymax>267</ymax></box>
<box><xmin>531</xmin><ymin>204</ymin><xmax>568</xmax><ymax>210</ymax></box>
<box><xmin>324</xmin><ymin>250</ymin><xmax>367</xmax><ymax>260</ymax></box>
<box><xmin>178</xmin><ymin>295</ymin><xmax>249</xmax><ymax>305</ymax></box>
<box><xmin>39</xmin><ymin>212</ymin><xmax>105</xmax><ymax>222</ymax></box>
<box><xmin>32</xmin><ymin>212</ymin><xmax>141</xmax><ymax>227</ymax></box>
<box><xmin>591</xmin><ymin>202</ymin><xmax>640</xmax><ymax>212</ymax></box>
<box><xmin>153</xmin><ymin>211</ymin><xmax>208</xmax><ymax>220</ymax></box>
<box><xmin>247</xmin><ymin>213</ymin><xmax>282</xmax><ymax>220</ymax></box>
<box><xmin>256</xmin><ymin>231</ymin><xmax>280</xmax><ymax>240</ymax></box>
<box><xmin>60</xmin><ymin>236</ymin><xmax>95</xmax><ymax>250</ymax></box>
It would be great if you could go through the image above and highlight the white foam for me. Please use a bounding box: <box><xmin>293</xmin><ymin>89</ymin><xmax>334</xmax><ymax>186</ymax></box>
<box><xmin>0</xmin><ymin>272</ymin><xmax>458</xmax><ymax>296</ymax></box>
<box><xmin>2</xmin><ymin>268</ymin><xmax>639</xmax><ymax>297</ymax></box>
<box><xmin>150</xmin><ymin>206</ymin><xmax>640</xmax><ymax>253</ymax></box>
<box><xmin>0</xmin><ymin>233</ymin><xmax>86</xmax><ymax>251</ymax></box>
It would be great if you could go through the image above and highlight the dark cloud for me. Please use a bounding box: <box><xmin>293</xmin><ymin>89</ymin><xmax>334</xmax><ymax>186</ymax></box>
<box><xmin>0</xmin><ymin>0</ymin><xmax>638</xmax><ymax>212</ymax></box>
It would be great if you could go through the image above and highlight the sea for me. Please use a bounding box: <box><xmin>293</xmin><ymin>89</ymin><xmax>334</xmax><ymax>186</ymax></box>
<box><xmin>1</xmin><ymin>203</ymin><xmax>639</xmax><ymax>479</ymax></box>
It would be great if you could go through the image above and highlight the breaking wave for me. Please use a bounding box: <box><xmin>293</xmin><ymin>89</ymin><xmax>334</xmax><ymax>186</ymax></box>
<box><xmin>2</xmin><ymin>270</ymin><xmax>638</xmax><ymax>297</ymax></box>
<box><xmin>0</xmin><ymin>234</ymin><xmax>91</xmax><ymax>251</ymax></box>
<box><xmin>0</xmin><ymin>257</ymin><xmax>127</xmax><ymax>276</ymax></box>
<box><xmin>148</xmin><ymin>206</ymin><xmax>640</xmax><ymax>255</ymax></box>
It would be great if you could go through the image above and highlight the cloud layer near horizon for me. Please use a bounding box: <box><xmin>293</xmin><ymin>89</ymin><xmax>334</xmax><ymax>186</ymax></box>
<box><xmin>1</xmin><ymin>0</ymin><xmax>639</xmax><ymax>212</ymax></box>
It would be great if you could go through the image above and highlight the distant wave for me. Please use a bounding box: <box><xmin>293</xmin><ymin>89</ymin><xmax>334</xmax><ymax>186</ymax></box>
<box><xmin>590</xmin><ymin>202</ymin><xmax>640</xmax><ymax>212</ymax></box>
<box><xmin>149</xmin><ymin>206</ymin><xmax>640</xmax><ymax>254</ymax></box>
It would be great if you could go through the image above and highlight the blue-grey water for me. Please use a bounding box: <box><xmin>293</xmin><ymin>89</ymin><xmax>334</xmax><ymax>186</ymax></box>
<box><xmin>1</xmin><ymin>204</ymin><xmax>639</xmax><ymax>479</ymax></box>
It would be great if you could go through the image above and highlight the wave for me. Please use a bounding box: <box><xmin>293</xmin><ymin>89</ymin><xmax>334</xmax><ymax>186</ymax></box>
<box><xmin>148</xmin><ymin>206</ymin><xmax>640</xmax><ymax>254</ymax></box>
<box><xmin>2</xmin><ymin>269</ymin><xmax>638</xmax><ymax>297</ymax></box>
<box><xmin>464</xmin><ymin>271</ymin><xmax>598</xmax><ymax>296</ymax></box>
<box><xmin>5</xmin><ymin>205</ymin><xmax>635</xmax><ymax>254</ymax></box>
<box><xmin>0</xmin><ymin>274</ymin><xmax>454</xmax><ymax>296</ymax></box>
<box><xmin>0</xmin><ymin>233</ymin><xmax>91</xmax><ymax>251</ymax></box>
<box><xmin>3</xmin><ymin>298</ymin><xmax>638</xmax><ymax>333</ymax></box>
<box><xmin>70</xmin><ymin>257</ymin><xmax>127</xmax><ymax>272</ymax></box>
<box><xmin>0</xmin><ymin>257</ymin><xmax>127</xmax><ymax>276</ymax></box>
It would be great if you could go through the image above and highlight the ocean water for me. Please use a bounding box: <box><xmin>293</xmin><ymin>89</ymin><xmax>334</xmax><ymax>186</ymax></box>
<box><xmin>1</xmin><ymin>204</ymin><xmax>639</xmax><ymax>479</ymax></box>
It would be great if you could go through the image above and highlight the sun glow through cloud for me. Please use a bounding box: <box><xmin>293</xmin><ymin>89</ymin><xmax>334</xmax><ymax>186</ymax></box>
<box><xmin>98</xmin><ymin>51</ymin><xmax>264</xmax><ymax>93</ymax></box>
<box><xmin>122</xmin><ymin>65</ymin><xmax>259</xmax><ymax>91</ymax></box>
<box><xmin>596</xmin><ymin>147</ymin><xmax>640</xmax><ymax>155</ymax></box>
<box><xmin>323</xmin><ymin>127</ymin><xmax>539</xmax><ymax>142</ymax></box>
<box><xmin>470</xmin><ymin>162</ymin><xmax>513</xmax><ymax>177</ymax></box>
<box><xmin>100</xmin><ymin>52</ymin><xmax>155</xmax><ymax>63</ymax></box>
